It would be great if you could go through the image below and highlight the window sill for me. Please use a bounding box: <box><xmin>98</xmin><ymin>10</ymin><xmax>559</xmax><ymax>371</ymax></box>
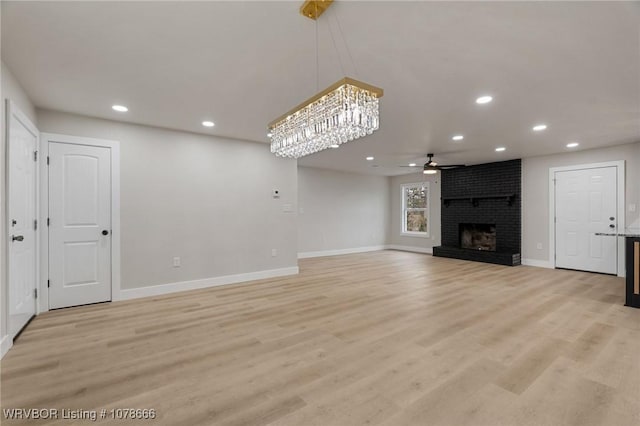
<box><xmin>400</xmin><ymin>232</ymin><xmax>430</xmax><ymax>238</ymax></box>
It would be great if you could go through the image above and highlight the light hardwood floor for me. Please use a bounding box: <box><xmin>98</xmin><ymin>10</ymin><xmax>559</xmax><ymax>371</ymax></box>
<box><xmin>2</xmin><ymin>251</ymin><xmax>639</xmax><ymax>425</ymax></box>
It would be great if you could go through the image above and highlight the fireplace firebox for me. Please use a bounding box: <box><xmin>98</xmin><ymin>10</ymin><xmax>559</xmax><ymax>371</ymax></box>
<box><xmin>460</xmin><ymin>223</ymin><xmax>496</xmax><ymax>251</ymax></box>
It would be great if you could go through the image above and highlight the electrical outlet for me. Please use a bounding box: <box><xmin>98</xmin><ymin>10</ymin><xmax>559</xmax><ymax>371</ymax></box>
<box><xmin>536</xmin><ymin>243</ymin><xmax>543</xmax><ymax>250</ymax></box>
<box><xmin>173</xmin><ymin>257</ymin><xmax>181</xmax><ymax>267</ymax></box>
<box><xmin>271</xmin><ymin>249</ymin><xmax>277</xmax><ymax>257</ymax></box>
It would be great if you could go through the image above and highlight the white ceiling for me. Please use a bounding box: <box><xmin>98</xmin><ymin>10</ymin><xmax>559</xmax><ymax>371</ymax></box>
<box><xmin>2</xmin><ymin>1</ymin><xmax>639</xmax><ymax>176</ymax></box>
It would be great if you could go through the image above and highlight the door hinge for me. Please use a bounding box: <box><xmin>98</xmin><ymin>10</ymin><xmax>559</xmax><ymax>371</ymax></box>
<box><xmin>34</xmin><ymin>289</ymin><xmax>38</xmax><ymax>299</ymax></box>
<box><xmin>47</xmin><ymin>217</ymin><xmax>50</xmax><ymax>227</ymax></box>
<box><xmin>34</xmin><ymin>219</ymin><xmax>38</xmax><ymax>230</ymax></box>
<box><xmin>34</xmin><ymin>151</ymin><xmax>38</xmax><ymax>162</ymax></box>
<box><xmin>47</xmin><ymin>280</ymin><xmax>50</xmax><ymax>288</ymax></box>
<box><xmin>47</xmin><ymin>156</ymin><xmax>50</xmax><ymax>165</ymax></box>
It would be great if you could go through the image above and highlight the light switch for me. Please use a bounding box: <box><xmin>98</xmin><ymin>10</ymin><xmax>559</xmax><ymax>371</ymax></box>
<box><xmin>630</xmin><ymin>203</ymin><xmax>637</xmax><ymax>212</ymax></box>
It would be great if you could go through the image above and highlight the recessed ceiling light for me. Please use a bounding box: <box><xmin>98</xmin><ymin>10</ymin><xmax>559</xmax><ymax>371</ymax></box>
<box><xmin>409</xmin><ymin>163</ymin><xmax>416</xmax><ymax>167</ymax></box>
<box><xmin>202</xmin><ymin>121</ymin><xmax>215</xmax><ymax>127</ymax></box>
<box><xmin>532</xmin><ymin>124</ymin><xmax>547</xmax><ymax>131</ymax></box>
<box><xmin>112</xmin><ymin>105</ymin><xmax>128</xmax><ymax>112</ymax></box>
<box><xmin>476</xmin><ymin>95</ymin><xmax>493</xmax><ymax>104</ymax></box>
<box><xmin>452</xmin><ymin>135</ymin><xmax>464</xmax><ymax>141</ymax></box>
<box><xmin>566</xmin><ymin>142</ymin><xmax>579</xmax><ymax>148</ymax></box>
<box><xmin>423</xmin><ymin>169</ymin><xmax>437</xmax><ymax>175</ymax></box>
<box><xmin>330</xmin><ymin>144</ymin><xmax>339</xmax><ymax>149</ymax></box>
<box><xmin>495</xmin><ymin>147</ymin><xmax>506</xmax><ymax>152</ymax></box>
<box><xmin>366</xmin><ymin>156</ymin><xmax>374</xmax><ymax>161</ymax></box>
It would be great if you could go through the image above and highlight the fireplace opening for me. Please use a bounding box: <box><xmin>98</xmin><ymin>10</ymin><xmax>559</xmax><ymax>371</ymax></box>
<box><xmin>460</xmin><ymin>223</ymin><xmax>496</xmax><ymax>251</ymax></box>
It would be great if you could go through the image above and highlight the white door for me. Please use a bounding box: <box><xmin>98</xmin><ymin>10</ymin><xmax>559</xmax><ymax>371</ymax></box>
<box><xmin>555</xmin><ymin>166</ymin><xmax>617</xmax><ymax>274</ymax></box>
<box><xmin>48</xmin><ymin>142</ymin><xmax>112</xmax><ymax>309</ymax></box>
<box><xmin>7</xmin><ymin>101</ymin><xmax>39</xmax><ymax>337</ymax></box>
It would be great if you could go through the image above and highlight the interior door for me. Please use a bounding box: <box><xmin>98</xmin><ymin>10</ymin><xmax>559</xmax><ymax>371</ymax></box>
<box><xmin>555</xmin><ymin>166</ymin><xmax>617</xmax><ymax>274</ymax></box>
<box><xmin>7</xmin><ymin>101</ymin><xmax>39</xmax><ymax>338</ymax></box>
<box><xmin>48</xmin><ymin>142</ymin><xmax>112</xmax><ymax>309</ymax></box>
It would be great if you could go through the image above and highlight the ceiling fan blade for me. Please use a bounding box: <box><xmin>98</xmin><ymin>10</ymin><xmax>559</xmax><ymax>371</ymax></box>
<box><xmin>436</xmin><ymin>164</ymin><xmax>465</xmax><ymax>169</ymax></box>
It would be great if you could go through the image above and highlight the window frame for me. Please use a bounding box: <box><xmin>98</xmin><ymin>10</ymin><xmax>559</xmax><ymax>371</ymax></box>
<box><xmin>401</xmin><ymin>182</ymin><xmax>430</xmax><ymax>238</ymax></box>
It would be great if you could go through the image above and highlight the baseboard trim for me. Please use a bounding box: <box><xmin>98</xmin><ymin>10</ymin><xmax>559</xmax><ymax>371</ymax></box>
<box><xmin>298</xmin><ymin>245</ymin><xmax>387</xmax><ymax>259</ymax></box>
<box><xmin>522</xmin><ymin>258</ymin><xmax>554</xmax><ymax>269</ymax></box>
<box><xmin>1</xmin><ymin>335</ymin><xmax>13</xmax><ymax>359</ymax></box>
<box><xmin>386</xmin><ymin>245</ymin><xmax>433</xmax><ymax>254</ymax></box>
<box><xmin>120</xmin><ymin>266</ymin><xmax>299</xmax><ymax>301</ymax></box>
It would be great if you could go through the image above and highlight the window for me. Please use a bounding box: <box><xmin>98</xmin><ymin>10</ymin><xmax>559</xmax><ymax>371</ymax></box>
<box><xmin>401</xmin><ymin>182</ymin><xmax>429</xmax><ymax>236</ymax></box>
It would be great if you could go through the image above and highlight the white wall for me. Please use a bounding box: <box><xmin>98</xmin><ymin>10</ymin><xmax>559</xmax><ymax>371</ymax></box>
<box><xmin>522</xmin><ymin>142</ymin><xmax>640</xmax><ymax>263</ymax></box>
<box><xmin>297</xmin><ymin>166</ymin><xmax>389</xmax><ymax>256</ymax></box>
<box><xmin>388</xmin><ymin>172</ymin><xmax>441</xmax><ymax>253</ymax></box>
<box><xmin>37</xmin><ymin>109</ymin><xmax>298</xmax><ymax>291</ymax></box>
<box><xmin>1</xmin><ymin>61</ymin><xmax>38</xmax><ymax>353</ymax></box>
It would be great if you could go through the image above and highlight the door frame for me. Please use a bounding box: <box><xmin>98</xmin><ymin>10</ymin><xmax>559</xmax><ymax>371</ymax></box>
<box><xmin>548</xmin><ymin>160</ymin><xmax>626</xmax><ymax>277</ymax></box>
<box><xmin>39</xmin><ymin>133</ymin><xmax>121</xmax><ymax>312</ymax></box>
<box><xmin>5</xmin><ymin>100</ymin><xmax>40</xmax><ymax>336</ymax></box>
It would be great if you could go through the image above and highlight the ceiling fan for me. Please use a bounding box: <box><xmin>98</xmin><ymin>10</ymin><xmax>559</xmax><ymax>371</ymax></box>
<box><xmin>401</xmin><ymin>153</ymin><xmax>465</xmax><ymax>174</ymax></box>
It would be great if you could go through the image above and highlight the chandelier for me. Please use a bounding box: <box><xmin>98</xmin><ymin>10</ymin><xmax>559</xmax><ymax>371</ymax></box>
<box><xmin>268</xmin><ymin>1</ymin><xmax>384</xmax><ymax>159</ymax></box>
<box><xmin>269</xmin><ymin>78</ymin><xmax>383</xmax><ymax>159</ymax></box>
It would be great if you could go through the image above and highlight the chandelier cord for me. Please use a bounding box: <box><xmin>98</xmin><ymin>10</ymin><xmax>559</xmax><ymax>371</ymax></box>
<box><xmin>333</xmin><ymin>8</ymin><xmax>358</xmax><ymax>78</ymax></box>
<box><xmin>315</xmin><ymin>2</ymin><xmax>319</xmax><ymax>91</ymax></box>
<box><xmin>328</xmin><ymin>14</ymin><xmax>346</xmax><ymax>78</ymax></box>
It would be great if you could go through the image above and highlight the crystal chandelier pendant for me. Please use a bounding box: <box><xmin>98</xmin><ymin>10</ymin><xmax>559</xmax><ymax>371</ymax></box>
<box><xmin>268</xmin><ymin>77</ymin><xmax>383</xmax><ymax>159</ymax></box>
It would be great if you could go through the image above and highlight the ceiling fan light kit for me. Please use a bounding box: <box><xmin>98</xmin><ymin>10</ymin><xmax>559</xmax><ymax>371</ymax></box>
<box><xmin>268</xmin><ymin>1</ymin><xmax>384</xmax><ymax>159</ymax></box>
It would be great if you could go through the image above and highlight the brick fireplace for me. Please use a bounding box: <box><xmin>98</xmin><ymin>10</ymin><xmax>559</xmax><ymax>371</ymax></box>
<box><xmin>433</xmin><ymin>159</ymin><xmax>521</xmax><ymax>266</ymax></box>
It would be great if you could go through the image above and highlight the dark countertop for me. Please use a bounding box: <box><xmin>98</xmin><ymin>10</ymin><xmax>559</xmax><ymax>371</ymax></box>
<box><xmin>595</xmin><ymin>233</ymin><xmax>640</xmax><ymax>238</ymax></box>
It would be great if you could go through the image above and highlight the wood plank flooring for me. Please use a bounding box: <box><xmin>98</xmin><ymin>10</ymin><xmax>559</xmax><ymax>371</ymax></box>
<box><xmin>2</xmin><ymin>251</ymin><xmax>639</xmax><ymax>425</ymax></box>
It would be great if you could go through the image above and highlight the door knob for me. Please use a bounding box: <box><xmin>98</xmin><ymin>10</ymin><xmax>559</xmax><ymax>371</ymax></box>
<box><xmin>102</xmin><ymin>230</ymin><xmax>109</xmax><ymax>236</ymax></box>
<box><xmin>609</xmin><ymin>217</ymin><xmax>615</xmax><ymax>221</ymax></box>
<box><xmin>609</xmin><ymin>224</ymin><xmax>616</xmax><ymax>229</ymax></box>
<box><xmin>12</xmin><ymin>235</ymin><xmax>24</xmax><ymax>242</ymax></box>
